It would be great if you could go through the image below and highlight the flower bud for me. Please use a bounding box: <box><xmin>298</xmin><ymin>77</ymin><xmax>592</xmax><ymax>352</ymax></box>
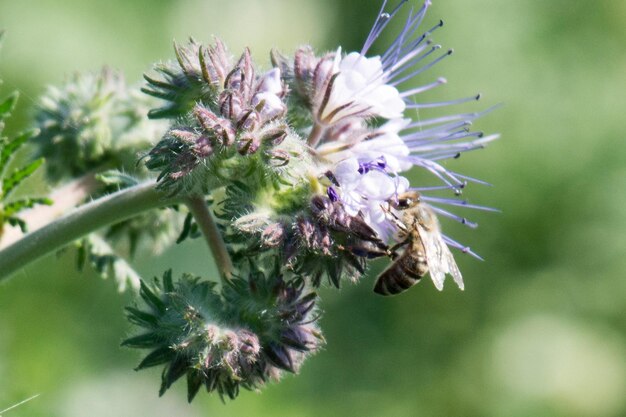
<box><xmin>199</xmin><ymin>38</ymin><xmax>232</xmax><ymax>87</ymax></box>
<box><xmin>34</xmin><ymin>69</ymin><xmax>164</xmax><ymax>182</ymax></box>
<box><xmin>193</xmin><ymin>105</ymin><xmax>235</xmax><ymax>146</ymax></box>
<box><xmin>236</xmin><ymin>109</ymin><xmax>260</xmax><ymax>131</ymax></box>
<box><xmin>260</xmin><ymin>126</ymin><xmax>288</xmax><ymax>146</ymax></box>
<box><xmin>219</xmin><ymin>91</ymin><xmax>243</xmax><ymax>120</ymax></box>
<box><xmin>124</xmin><ymin>270</ymin><xmax>323</xmax><ymax>402</ymax></box>
<box><xmin>230</xmin><ymin>49</ymin><xmax>255</xmax><ymax>102</ymax></box>
<box><xmin>270</xmin><ymin>48</ymin><xmax>292</xmax><ymax>79</ymax></box>
<box><xmin>169</xmin><ymin>128</ymin><xmax>199</xmax><ymax>144</ymax></box>
<box><xmin>193</xmin><ymin>135</ymin><xmax>213</xmax><ymax>158</ymax></box>
<box><xmin>313</xmin><ymin>52</ymin><xmax>338</xmax><ymax>98</ymax></box>
<box><xmin>237</xmin><ymin>135</ymin><xmax>260</xmax><ymax>155</ymax></box>
<box><xmin>265</xmin><ymin>149</ymin><xmax>290</xmax><ymax>167</ymax></box>
<box><xmin>143</xmin><ymin>39</ymin><xmax>230</xmax><ymax>119</ymax></box>
<box><xmin>224</xmin><ymin>67</ymin><xmax>243</xmax><ymax>91</ymax></box>
<box><xmin>233</xmin><ymin>211</ymin><xmax>271</xmax><ymax>233</ymax></box>
<box><xmin>261</xmin><ymin>223</ymin><xmax>285</xmax><ymax>247</ymax></box>
<box><xmin>294</xmin><ymin>46</ymin><xmax>317</xmax><ymax>97</ymax></box>
<box><xmin>297</xmin><ymin>217</ymin><xmax>332</xmax><ymax>255</ymax></box>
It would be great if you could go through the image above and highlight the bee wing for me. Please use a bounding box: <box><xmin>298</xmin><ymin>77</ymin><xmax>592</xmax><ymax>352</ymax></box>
<box><xmin>418</xmin><ymin>223</ymin><xmax>464</xmax><ymax>291</ymax></box>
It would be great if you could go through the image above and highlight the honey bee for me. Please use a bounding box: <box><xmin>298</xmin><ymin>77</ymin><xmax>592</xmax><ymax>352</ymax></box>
<box><xmin>373</xmin><ymin>191</ymin><xmax>464</xmax><ymax>296</ymax></box>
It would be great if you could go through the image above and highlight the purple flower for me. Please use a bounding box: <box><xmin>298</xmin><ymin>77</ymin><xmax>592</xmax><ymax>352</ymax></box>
<box><xmin>305</xmin><ymin>0</ymin><xmax>499</xmax><ymax>288</ymax></box>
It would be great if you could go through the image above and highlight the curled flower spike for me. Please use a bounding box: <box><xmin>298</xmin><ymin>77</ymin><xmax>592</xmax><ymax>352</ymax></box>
<box><xmin>144</xmin><ymin>41</ymin><xmax>300</xmax><ymax>196</ymax></box>
<box><xmin>143</xmin><ymin>0</ymin><xmax>497</xmax><ymax>291</ymax></box>
<box><xmin>124</xmin><ymin>270</ymin><xmax>323</xmax><ymax>401</ymax></box>
<box><xmin>34</xmin><ymin>69</ymin><xmax>166</xmax><ymax>183</ymax></box>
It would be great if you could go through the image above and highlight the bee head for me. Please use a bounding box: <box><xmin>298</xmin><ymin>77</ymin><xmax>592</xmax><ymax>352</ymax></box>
<box><xmin>391</xmin><ymin>191</ymin><xmax>421</xmax><ymax>210</ymax></box>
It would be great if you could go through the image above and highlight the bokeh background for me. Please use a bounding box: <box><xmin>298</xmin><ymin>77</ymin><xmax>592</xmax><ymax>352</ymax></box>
<box><xmin>1</xmin><ymin>0</ymin><xmax>625</xmax><ymax>416</ymax></box>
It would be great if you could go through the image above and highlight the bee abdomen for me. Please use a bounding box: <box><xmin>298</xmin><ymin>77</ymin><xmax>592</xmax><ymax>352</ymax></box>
<box><xmin>373</xmin><ymin>255</ymin><xmax>427</xmax><ymax>296</ymax></box>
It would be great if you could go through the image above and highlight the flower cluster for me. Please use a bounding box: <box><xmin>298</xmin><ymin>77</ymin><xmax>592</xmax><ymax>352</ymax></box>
<box><xmin>126</xmin><ymin>0</ymin><xmax>497</xmax><ymax>401</ymax></box>
<box><xmin>123</xmin><ymin>270</ymin><xmax>321</xmax><ymax>401</ymax></box>
<box><xmin>145</xmin><ymin>0</ymin><xmax>495</xmax><ymax>287</ymax></box>
<box><xmin>144</xmin><ymin>40</ymin><xmax>309</xmax><ymax>197</ymax></box>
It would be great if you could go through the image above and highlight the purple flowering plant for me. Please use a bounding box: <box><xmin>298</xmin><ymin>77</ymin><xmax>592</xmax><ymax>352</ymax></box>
<box><xmin>0</xmin><ymin>0</ymin><xmax>497</xmax><ymax>402</ymax></box>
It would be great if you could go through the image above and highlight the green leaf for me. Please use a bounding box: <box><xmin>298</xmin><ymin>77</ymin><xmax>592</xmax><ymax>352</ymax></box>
<box><xmin>142</xmin><ymin>74</ymin><xmax>179</xmax><ymax>91</ymax></box>
<box><xmin>147</xmin><ymin>106</ymin><xmax>180</xmax><ymax>119</ymax></box>
<box><xmin>2</xmin><ymin>158</ymin><xmax>44</xmax><ymax>198</ymax></box>
<box><xmin>6</xmin><ymin>216</ymin><xmax>27</xmax><ymax>233</ymax></box>
<box><xmin>173</xmin><ymin>42</ymin><xmax>193</xmax><ymax>79</ymax></box>
<box><xmin>2</xmin><ymin>197</ymin><xmax>52</xmax><ymax>217</ymax></box>
<box><xmin>160</xmin><ymin>357</ymin><xmax>188</xmax><ymax>396</ymax></box>
<box><xmin>140</xmin><ymin>87</ymin><xmax>177</xmax><ymax>101</ymax></box>
<box><xmin>0</xmin><ymin>129</ymin><xmax>37</xmax><ymax>175</ymax></box>
<box><xmin>0</xmin><ymin>92</ymin><xmax>18</xmax><ymax>120</ymax></box>
<box><xmin>186</xmin><ymin>371</ymin><xmax>204</xmax><ymax>403</ymax></box>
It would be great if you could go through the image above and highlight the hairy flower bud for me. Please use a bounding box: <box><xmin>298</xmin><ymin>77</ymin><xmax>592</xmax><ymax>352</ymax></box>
<box><xmin>34</xmin><ymin>69</ymin><xmax>165</xmax><ymax>182</ymax></box>
<box><xmin>236</xmin><ymin>109</ymin><xmax>260</xmax><ymax>132</ymax></box>
<box><xmin>124</xmin><ymin>270</ymin><xmax>323</xmax><ymax>402</ymax></box>
<box><xmin>219</xmin><ymin>90</ymin><xmax>244</xmax><ymax>120</ymax></box>
<box><xmin>293</xmin><ymin>46</ymin><xmax>317</xmax><ymax>99</ymax></box>
<box><xmin>200</xmin><ymin>38</ymin><xmax>232</xmax><ymax>87</ymax></box>
<box><xmin>260</xmin><ymin>126</ymin><xmax>288</xmax><ymax>146</ymax></box>
<box><xmin>265</xmin><ymin>149</ymin><xmax>290</xmax><ymax>167</ymax></box>
<box><xmin>193</xmin><ymin>105</ymin><xmax>235</xmax><ymax>146</ymax></box>
<box><xmin>261</xmin><ymin>223</ymin><xmax>285</xmax><ymax>247</ymax></box>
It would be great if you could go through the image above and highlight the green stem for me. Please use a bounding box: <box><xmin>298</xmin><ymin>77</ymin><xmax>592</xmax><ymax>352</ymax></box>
<box><xmin>0</xmin><ymin>180</ymin><xmax>179</xmax><ymax>283</ymax></box>
<box><xmin>185</xmin><ymin>196</ymin><xmax>233</xmax><ymax>282</ymax></box>
<box><xmin>0</xmin><ymin>172</ymin><xmax>102</xmax><ymax>248</ymax></box>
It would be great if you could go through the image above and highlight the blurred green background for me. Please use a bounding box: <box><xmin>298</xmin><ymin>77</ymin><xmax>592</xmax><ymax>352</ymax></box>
<box><xmin>1</xmin><ymin>0</ymin><xmax>625</xmax><ymax>416</ymax></box>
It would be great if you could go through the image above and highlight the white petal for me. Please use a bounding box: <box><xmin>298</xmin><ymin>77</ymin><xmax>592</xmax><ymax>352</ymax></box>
<box><xmin>359</xmin><ymin>171</ymin><xmax>397</xmax><ymax>200</ymax></box>
<box><xmin>334</xmin><ymin>158</ymin><xmax>361</xmax><ymax>190</ymax></box>
<box><xmin>367</xmin><ymin>85</ymin><xmax>406</xmax><ymax>119</ymax></box>
<box><xmin>343</xmin><ymin>53</ymin><xmax>383</xmax><ymax>80</ymax></box>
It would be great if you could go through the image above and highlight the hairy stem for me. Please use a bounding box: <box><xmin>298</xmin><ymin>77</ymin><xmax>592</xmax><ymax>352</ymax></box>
<box><xmin>0</xmin><ymin>180</ymin><xmax>179</xmax><ymax>283</ymax></box>
<box><xmin>0</xmin><ymin>172</ymin><xmax>102</xmax><ymax>249</ymax></box>
<box><xmin>185</xmin><ymin>196</ymin><xmax>233</xmax><ymax>282</ymax></box>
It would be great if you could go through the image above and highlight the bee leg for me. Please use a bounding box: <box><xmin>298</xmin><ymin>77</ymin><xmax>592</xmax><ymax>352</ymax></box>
<box><xmin>380</xmin><ymin>203</ymin><xmax>409</xmax><ymax>234</ymax></box>
<box><xmin>388</xmin><ymin>238</ymin><xmax>409</xmax><ymax>260</ymax></box>
<box><xmin>338</xmin><ymin>243</ymin><xmax>388</xmax><ymax>260</ymax></box>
